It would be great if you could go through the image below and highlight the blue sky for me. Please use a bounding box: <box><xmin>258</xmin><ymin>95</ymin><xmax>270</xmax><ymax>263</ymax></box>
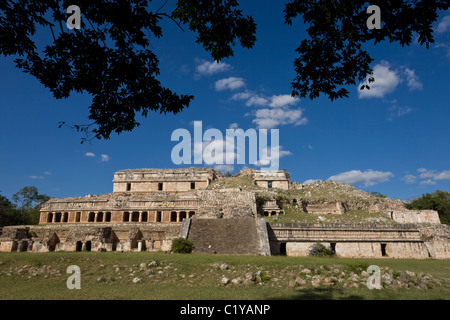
<box><xmin>1</xmin><ymin>2</ymin><xmax>450</xmax><ymax>202</ymax></box>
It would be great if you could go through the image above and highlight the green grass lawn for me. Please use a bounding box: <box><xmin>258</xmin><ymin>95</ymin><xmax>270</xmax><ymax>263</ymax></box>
<box><xmin>0</xmin><ymin>251</ymin><xmax>449</xmax><ymax>300</ymax></box>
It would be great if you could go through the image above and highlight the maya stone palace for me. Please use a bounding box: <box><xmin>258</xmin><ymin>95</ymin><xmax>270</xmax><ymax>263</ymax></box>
<box><xmin>0</xmin><ymin>167</ymin><xmax>449</xmax><ymax>259</ymax></box>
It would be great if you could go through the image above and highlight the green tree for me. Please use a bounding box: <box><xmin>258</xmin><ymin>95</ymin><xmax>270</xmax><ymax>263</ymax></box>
<box><xmin>11</xmin><ymin>186</ymin><xmax>50</xmax><ymax>225</ymax></box>
<box><xmin>0</xmin><ymin>192</ymin><xmax>16</xmax><ymax>227</ymax></box>
<box><xmin>370</xmin><ymin>191</ymin><xmax>387</xmax><ymax>199</ymax></box>
<box><xmin>405</xmin><ymin>190</ymin><xmax>450</xmax><ymax>225</ymax></box>
<box><xmin>1</xmin><ymin>1</ymin><xmax>448</xmax><ymax>140</ymax></box>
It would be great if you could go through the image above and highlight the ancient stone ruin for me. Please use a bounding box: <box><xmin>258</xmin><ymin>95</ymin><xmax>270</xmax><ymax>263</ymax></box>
<box><xmin>0</xmin><ymin>167</ymin><xmax>449</xmax><ymax>259</ymax></box>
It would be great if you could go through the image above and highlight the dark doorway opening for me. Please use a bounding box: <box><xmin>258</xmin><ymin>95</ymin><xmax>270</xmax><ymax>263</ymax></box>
<box><xmin>330</xmin><ymin>242</ymin><xmax>336</xmax><ymax>255</ymax></box>
<box><xmin>381</xmin><ymin>243</ymin><xmax>387</xmax><ymax>257</ymax></box>
<box><xmin>279</xmin><ymin>243</ymin><xmax>287</xmax><ymax>255</ymax></box>
<box><xmin>76</xmin><ymin>241</ymin><xmax>82</xmax><ymax>252</ymax></box>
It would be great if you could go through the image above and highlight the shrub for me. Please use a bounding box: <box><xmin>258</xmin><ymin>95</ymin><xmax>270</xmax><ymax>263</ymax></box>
<box><xmin>171</xmin><ymin>238</ymin><xmax>194</xmax><ymax>253</ymax></box>
<box><xmin>308</xmin><ymin>242</ymin><xmax>336</xmax><ymax>257</ymax></box>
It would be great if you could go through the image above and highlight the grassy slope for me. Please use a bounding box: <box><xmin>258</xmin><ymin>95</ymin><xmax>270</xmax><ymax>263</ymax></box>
<box><xmin>0</xmin><ymin>252</ymin><xmax>449</xmax><ymax>300</ymax></box>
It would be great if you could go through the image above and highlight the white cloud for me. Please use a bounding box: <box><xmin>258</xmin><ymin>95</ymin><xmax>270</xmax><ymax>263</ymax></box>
<box><xmin>403</xmin><ymin>68</ymin><xmax>423</xmax><ymax>91</ymax></box>
<box><xmin>85</xmin><ymin>152</ymin><xmax>96</xmax><ymax>157</ymax></box>
<box><xmin>387</xmin><ymin>103</ymin><xmax>413</xmax><ymax>121</ymax></box>
<box><xmin>214</xmin><ymin>164</ymin><xmax>235</xmax><ymax>173</ymax></box>
<box><xmin>328</xmin><ymin>169</ymin><xmax>394</xmax><ymax>187</ymax></box>
<box><xmin>232</xmin><ymin>90</ymin><xmax>307</xmax><ymax>129</ymax></box>
<box><xmin>43</xmin><ymin>171</ymin><xmax>52</xmax><ymax>175</ymax></box>
<box><xmin>214</xmin><ymin>77</ymin><xmax>246</xmax><ymax>91</ymax></box>
<box><xmin>232</xmin><ymin>91</ymin><xmax>300</xmax><ymax>109</ymax></box>
<box><xmin>359</xmin><ymin>61</ymin><xmax>401</xmax><ymax>99</ymax></box>
<box><xmin>436</xmin><ymin>15</ymin><xmax>450</xmax><ymax>33</ymax></box>
<box><xmin>434</xmin><ymin>170</ymin><xmax>450</xmax><ymax>181</ymax></box>
<box><xmin>251</xmin><ymin>107</ymin><xmax>308</xmax><ymax>129</ymax></box>
<box><xmin>420</xmin><ymin>179</ymin><xmax>437</xmax><ymax>185</ymax></box>
<box><xmin>269</xmin><ymin>95</ymin><xmax>300</xmax><ymax>108</ymax></box>
<box><xmin>358</xmin><ymin>62</ymin><xmax>424</xmax><ymax>99</ymax></box>
<box><xmin>401</xmin><ymin>174</ymin><xmax>417</xmax><ymax>184</ymax></box>
<box><xmin>303</xmin><ymin>179</ymin><xmax>319</xmax><ymax>185</ymax></box>
<box><xmin>231</xmin><ymin>90</ymin><xmax>269</xmax><ymax>107</ymax></box>
<box><xmin>228</xmin><ymin>123</ymin><xmax>239</xmax><ymax>129</ymax></box>
<box><xmin>419</xmin><ymin>169</ymin><xmax>450</xmax><ymax>181</ymax></box>
<box><xmin>435</xmin><ymin>43</ymin><xmax>450</xmax><ymax>57</ymax></box>
<box><xmin>253</xmin><ymin>146</ymin><xmax>292</xmax><ymax>169</ymax></box>
<box><xmin>195</xmin><ymin>59</ymin><xmax>231</xmax><ymax>77</ymax></box>
<box><xmin>100</xmin><ymin>154</ymin><xmax>111</xmax><ymax>162</ymax></box>
<box><xmin>413</xmin><ymin>168</ymin><xmax>450</xmax><ymax>185</ymax></box>
<box><xmin>419</xmin><ymin>169</ymin><xmax>436</xmax><ymax>179</ymax></box>
<box><xmin>29</xmin><ymin>175</ymin><xmax>44</xmax><ymax>179</ymax></box>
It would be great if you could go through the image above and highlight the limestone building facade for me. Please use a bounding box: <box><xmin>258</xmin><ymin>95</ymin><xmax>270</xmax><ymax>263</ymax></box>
<box><xmin>0</xmin><ymin>167</ymin><xmax>448</xmax><ymax>259</ymax></box>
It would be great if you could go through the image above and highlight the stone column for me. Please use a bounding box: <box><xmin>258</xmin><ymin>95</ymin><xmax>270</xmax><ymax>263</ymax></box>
<box><xmin>176</xmin><ymin>211</ymin><xmax>180</xmax><ymax>222</ymax></box>
<box><xmin>52</xmin><ymin>212</ymin><xmax>56</xmax><ymax>223</ymax></box>
<box><xmin>139</xmin><ymin>211</ymin><xmax>143</xmax><ymax>223</ymax></box>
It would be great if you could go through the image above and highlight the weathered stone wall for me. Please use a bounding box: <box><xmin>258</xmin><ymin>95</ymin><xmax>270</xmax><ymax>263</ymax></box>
<box><xmin>304</xmin><ymin>201</ymin><xmax>343</xmax><ymax>215</ymax></box>
<box><xmin>112</xmin><ymin>168</ymin><xmax>220</xmax><ymax>193</ymax></box>
<box><xmin>267</xmin><ymin>222</ymin><xmax>437</xmax><ymax>259</ymax></box>
<box><xmin>419</xmin><ymin>224</ymin><xmax>450</xmax><ymax>259</ymax></box>
<box><xmin>187</xmin><ymin>218</ymin><xmax>261</xmax><ymax>254</ymax></box>
<box><xmin>196</xmin><ymin>190</ymin><xmax>257</xmax><ymax>219</ymax></box>
<box><xmin>285</xmin><ymin>241</ymin><xmax>428</xmax><ymax>259</ymax></box>
<box><xmin>0</xmin><ymin>223</ymin><xmax>180</xmax><ymax>253</ymax></box>
<box><xmin>233</xmin><ymin>168</ymin><xmax>291</xmax><ymax>190</ymax></box>
<box><xmin>388</xmin><ymin>210</ymin><xmax>441</xmax><ymax>224</ymax></box>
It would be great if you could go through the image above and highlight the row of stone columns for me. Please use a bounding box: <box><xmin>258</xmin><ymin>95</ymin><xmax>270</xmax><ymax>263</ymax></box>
<box><xmin>43</xmin><ymin>210</ymin><xmax>196</xmax><ymax>224</ymax></box>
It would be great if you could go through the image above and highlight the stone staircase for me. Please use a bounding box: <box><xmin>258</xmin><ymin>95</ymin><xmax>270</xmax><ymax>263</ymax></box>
<box><xmin>187</xmin><ymin>218</ymin><xmax>261</xmax><ymax>254</ymax></box>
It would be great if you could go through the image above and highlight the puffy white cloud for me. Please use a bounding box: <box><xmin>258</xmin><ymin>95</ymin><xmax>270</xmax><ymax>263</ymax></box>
<box><xmin>418</xmin><ymin>168</ymin><xmax>450</xmax><ymax>182</ymax></box>
<box><xmin>402</xmin><ymin>168</ymin><xmax>450</xmax><ymax>185</ymax></box>
<box><xmin>328</xmin><ymin>169</ymin><xmax>394</xmax><ymax>187</ymax></box>
<box><xmin>436</xmin><ymin>15</ymin><xmax>450</xmax><ymax>33</ymax></box>
<box><xmin>401</xmin><ymin>174</ymin><xmax>417</xmax><ymax>184</ymax></box>
<box><xmin>403</xmin><ymin>67</ymin><xmax>423</xmax><ymax>91</ymax></box>
<box><xmin>434</xmin><ymin>170</ymin><xmax>450</xmax><ymax>181</ymax></box>
<box><xmin>252</xmin><ymin>107</ymin><xmax>308</xmax><ymax>129</ymax></box>
<box><xmin>85</xmin><ymin>152</ymin><xmax>96</xmax><ymax>157</ymax></box>
<box><xmin>214</xmin><ymin>77</ymin><xmax>246</xmax><ymax>91</ymax></box>
<box><xmin>100</xmin><ymin>154</ymin><xmax>111</xmax><ymax>162</ymax></box>
<box><xmin>269</xmin><ymin>94</ymin><xmax>300</xmax><ymax>108</ymax></box>
<box><xmin>232</xmin><ymin>90</ymin><xmax>307</xmax><ymax>129</ymax></box>
<box><xmin>231</xmin><ymin>90</ymin><xmax>269</xmax><ymax>107</ymax></box>
<box><xmin>195</xmin><ymin>59</ymin><xmax>231</xmax><ymax>77</ymax></box>
<box><xmin>358</xmin><ymin>62</ymin><xmax>424</xmax><ymax>99</ymax></box>
<box><xmin>420</xmin><ymin>179</ymin><xmax>437</xmax><ymax>185</ymax></box>
<box><xmin>358</xmin><ymin>61</ymin><xmax>401</xmax><ymax>99</ymax></box>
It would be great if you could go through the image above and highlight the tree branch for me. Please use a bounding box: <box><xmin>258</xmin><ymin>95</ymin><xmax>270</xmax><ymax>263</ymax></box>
<box><xmin>156</xmin><ymin>12</ymin><xmax>185</xmax><ymax>32</ymax></box>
